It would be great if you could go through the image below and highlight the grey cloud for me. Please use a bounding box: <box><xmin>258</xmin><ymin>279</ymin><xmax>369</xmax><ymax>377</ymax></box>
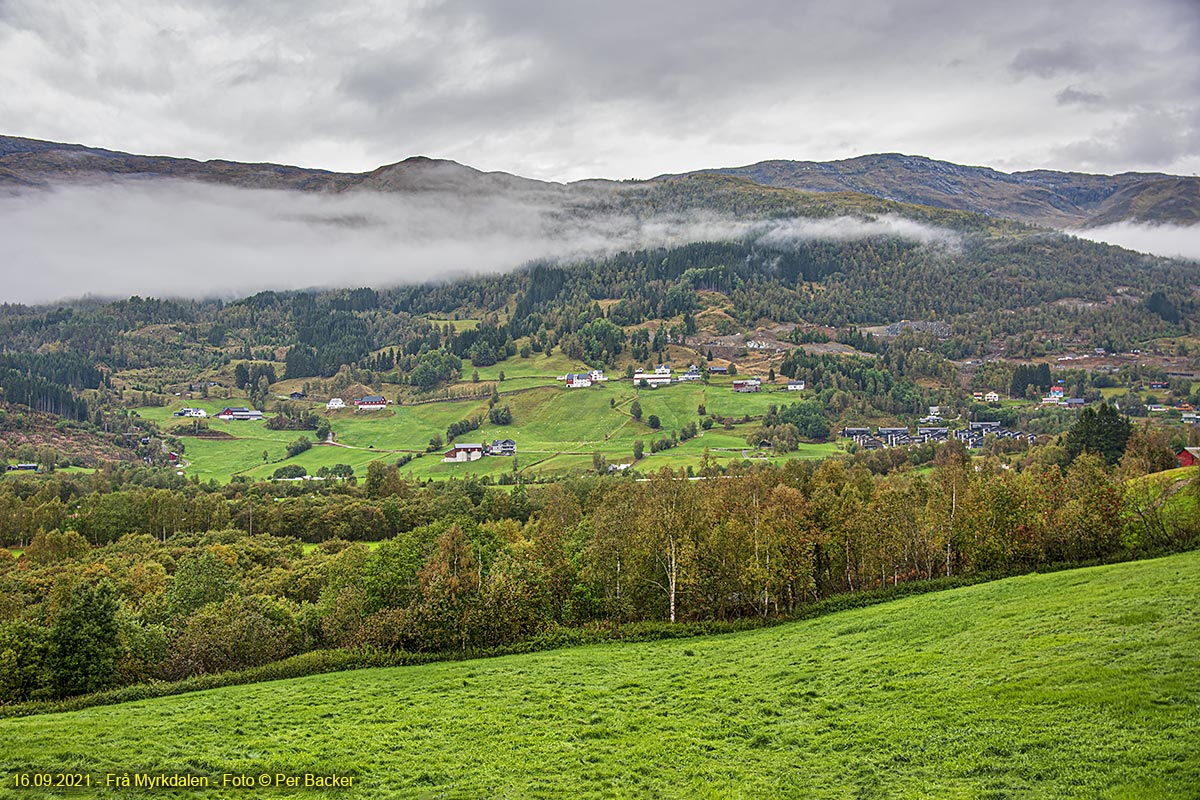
<box><xmin>0</xmin><ymin>0</ymin><xmax>1198</xmax><ymax>179</ymax></box>
<box><xmin>1075</xmin><ymin>223</ymin><xmax>1200</xmax><ymax>261</ymax></box>
<box><xmin>1054</xmin><ymin>110</ymin><xmax>1198</xmax><ymax>172</ymax></box>
<box><xmin>1056</xmin><ymin>86</ymin><xmax>1106</xmax><ymax>108</ymax></box>
<box><xmin>1011</xmin><ymin>44</ymin><xmax>1097</xmax><ymax>79</ymax></box>
<box><xmin>0</xmin><ymin>181</ymin><xmax>956</xmax><ymax>305</ymax></box>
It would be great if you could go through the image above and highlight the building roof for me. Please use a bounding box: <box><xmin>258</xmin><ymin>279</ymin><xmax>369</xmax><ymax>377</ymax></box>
<box><xmin>357</xmin><ymin>395</ymin><xmax>386</xmax><ymax>403</ymax></box>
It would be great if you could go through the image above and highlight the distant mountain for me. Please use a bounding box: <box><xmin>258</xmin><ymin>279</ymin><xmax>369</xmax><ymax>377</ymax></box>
<box><xmin>0</xmin><ymin>135</ymin><xmax>577</xmax><ymax>198</ymax></box>
<box><xmin>2</xmin><ymin>135</ymin><xmax>1197</xmax><ymax>229</ymax></box>
<box><xmin>662</xmin><ymin>154</ymin><xmax>1200</xmax><ymax>229</ymax></box>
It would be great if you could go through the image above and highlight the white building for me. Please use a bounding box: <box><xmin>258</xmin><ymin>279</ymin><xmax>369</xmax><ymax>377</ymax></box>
<box><xmin>985</xmin><ymin>391</ymin><xmax>1000</xmax><ymax>403</ymax></box>
<box><xmin>787</xmin><ymin>380</ymin><xmax>805</xmax><ymax>391</ymax></box>
<box><xmin>565</xmin><ymin>373</ymin><xmax>593</xmax><ymax>388</ymax></box>
<box><xmin>216</xmin><ymin>407</ymin><xmax>263</xmax><ymax>421</ymax></box>
<box><xmin>326</xmin><ymin>397</ymin><xmax>346</xmax><ymax>410</ymax></box>
<box><xmin>634</xmin><ymin>372</ymin><xmax>672</xmax><ymax>388</ymax></box>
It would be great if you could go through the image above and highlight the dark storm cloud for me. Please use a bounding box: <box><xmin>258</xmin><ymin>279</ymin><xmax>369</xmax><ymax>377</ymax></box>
<box><xmin>0</xmin><ymin>0</ymin><xmax>1197</xmax><ymax>179</ymax></box>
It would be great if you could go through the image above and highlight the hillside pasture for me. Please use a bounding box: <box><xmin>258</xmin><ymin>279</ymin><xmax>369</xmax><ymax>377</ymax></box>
<box><xmin>150</xmin><ymin>380</ymin><xmax>842</xmax><ymax>483</ymax></box>
<box><xmin>1</xmin><ymin>552</ymin><xmax>1197</xmax><ymax>798</ymax></box>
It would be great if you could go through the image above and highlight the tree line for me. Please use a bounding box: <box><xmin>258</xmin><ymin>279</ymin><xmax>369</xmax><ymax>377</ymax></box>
<box><xmin>2</xmin><ymin>431</ymin><xmax>1197</xmax><ymax>704</ymax></box>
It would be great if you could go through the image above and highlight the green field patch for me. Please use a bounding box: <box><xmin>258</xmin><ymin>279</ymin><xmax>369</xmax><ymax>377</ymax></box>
<box><xmin>2</xmin><ymin>553</ymin><xmax>1197</xmax><ymax>797</ymax></box>
<box><xmin>424</xmin><ymin>317</ymin><xmax>482</xmax><ymax>332</ymax></box>
<box><xmin>704</xmin><ymin>388</ymin><xmax>796</xmax><ymax>419</ymax></box>
<box><xmin>470</xmin><ymin>352</ymin><xmax>581</xmax><ymax>383</ymax></box>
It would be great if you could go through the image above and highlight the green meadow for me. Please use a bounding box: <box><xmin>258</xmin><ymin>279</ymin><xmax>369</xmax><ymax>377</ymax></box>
<box><xmin>146</xmin><ymin>367</ymin><xmax>833</xmax><ymax>482</ymax></box>
<box><xmin>3</xmin><ymin>551</ymin><xmax>1198</xmax><ymax>799</ymax></box>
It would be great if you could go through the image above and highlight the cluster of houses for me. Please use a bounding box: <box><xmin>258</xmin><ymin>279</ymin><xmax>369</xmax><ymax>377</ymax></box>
<box><xmin>325</xmin><ymin>396</ymin><xmax>388</xmax><ymax>411</ymax></box>
<box><xmin>732</xmin><ymin>378</ymin><xmax>804</xmax><ymax>393</ymax></box>
<box><xmin>563</xmin><ymin>370</ymin><xmax>608</xmax><ymax>388</ymax></box>
<box><xmin>840</xmin><ymin>420</ymin><xmax>1035</xmax><ymax>450</ymax></box>
<box><xmin>442</xmin><ymin>439</ymin><xmax>517</xmax><ymax>463</ymax></box>
<box><xmin>633</xmin><ymin>365</ymin><xmax>674</xmax><ymax>388</ymax></box>
<box><xmin>615</xmin><ymin>363</ymin><xmax>805</xmax><ymax>394</ymax></box>
<box><xmin>1038</xmin><ymin>385</ymin><xmax>1086</xmax><ymax>408</ymax></box>
<box><xmin>1142</xmin><ymin>384</ymin><xmax>1197</xmax><ymax>420</ymax></box>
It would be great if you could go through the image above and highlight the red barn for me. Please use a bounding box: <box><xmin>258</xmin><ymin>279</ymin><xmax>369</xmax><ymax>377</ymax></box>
<box><xmin>1178</xmin><ymin>447</ymin><xmax>1200</xmax><ymax>467</ymax></box>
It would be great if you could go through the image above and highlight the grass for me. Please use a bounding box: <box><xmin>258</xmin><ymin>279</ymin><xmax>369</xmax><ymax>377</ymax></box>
<box><xmin>3</xmin><ymin>552</ymin><xmax>1198</xmax><ymax>798</ymax></box>
<box><xmin>154</xmin><ymin>378</ymin><xmax>833</xmax><ymax>482</ymax></box>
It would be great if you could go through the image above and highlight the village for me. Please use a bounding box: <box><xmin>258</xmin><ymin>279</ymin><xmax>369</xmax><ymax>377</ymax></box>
<box><xmin>136</xmin><ymin>348</ymin><xmax>1200</xmax><ymax>483</ymax></box>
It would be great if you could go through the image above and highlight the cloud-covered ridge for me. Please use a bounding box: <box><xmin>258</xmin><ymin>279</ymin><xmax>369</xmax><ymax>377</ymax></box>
<box><xmin>0</xmin><ymin>180</ymin><xmax>959</xmax><ymax>305</ymax></box>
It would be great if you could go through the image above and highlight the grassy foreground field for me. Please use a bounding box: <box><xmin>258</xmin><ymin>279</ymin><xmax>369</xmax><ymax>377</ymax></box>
<box><xmin>4</xmin><ymin>553</ymin><xmax>1198</xmax><ymax>799</ymax></box>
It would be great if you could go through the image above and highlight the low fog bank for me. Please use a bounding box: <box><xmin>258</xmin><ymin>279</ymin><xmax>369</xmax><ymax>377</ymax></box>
<box><xmin>1074</xmin><ymin>222</ymin><xmax>1200</xmax><ymax>262</ymax></box>
<box><xmin>1</xmin><ymin>180</ymin><xmax>960</xmax><ymax>305</ymax></box>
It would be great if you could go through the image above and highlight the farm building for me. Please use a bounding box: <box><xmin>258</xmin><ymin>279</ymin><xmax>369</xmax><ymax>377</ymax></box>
<box><xmin>732</xmin><ymin>379</ymin><xmax>761</xmax><ymax>393</ymax></box>
<box><xmin>443</xmin><ymin>444</ymin><xmax>485</xmax><ymax>463</ymax></box>
<box><xmin>216</xmin><ymin>407</ymin><xmax>263</xmax><ymax>421</ymax></box>
<box><xmin>565</xmin><ymin>373</ymin><xmax>593</xmax><ymax>388</ymax></box>
<box><xmin>633</xmin><ymin>371</ymin><xmax>672</xmax><ymax>388</ymax></box>
<box><xmin>355</xmin><ymin>395</ymin><xmax>388</xmax><ymax>410</ymax></box>
<box><xmin>1179</xmin><ymin>448</ymin><xmax>1200</xmax><ymax>468</ymax></box>
<box><xmin>787</xmin><ymin>380</ymin><xmax>805</xmax><ymax>391</ymax></box>
<box><xmin>326</xmin><ymin>398</ymin><xmax>346</xmax><ymax>410</ymax></box>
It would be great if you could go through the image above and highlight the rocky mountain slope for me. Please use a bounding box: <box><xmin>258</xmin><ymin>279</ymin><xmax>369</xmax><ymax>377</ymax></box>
<box><xmin>662</xmin><ymin>154</ymin><xmax>1200</xmax><ymax>228</ymax></box>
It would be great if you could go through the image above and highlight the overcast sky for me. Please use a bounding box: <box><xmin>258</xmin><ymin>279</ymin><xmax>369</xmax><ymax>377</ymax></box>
<box><xmin>2</xmin><ymin>0</ymin><xmax>1198</xmax><ymax>181</ymax></box>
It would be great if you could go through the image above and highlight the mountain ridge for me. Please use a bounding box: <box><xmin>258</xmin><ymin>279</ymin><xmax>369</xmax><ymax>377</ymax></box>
<box><xmin>2</xmin><ymin>134</ymin><xmax>1197</xmax><ymax>229</ymax></box>
<box><xmin>656</xmin><ymin>153</ymin><xmax>1199</xmax><ymax>228</ymax></box>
